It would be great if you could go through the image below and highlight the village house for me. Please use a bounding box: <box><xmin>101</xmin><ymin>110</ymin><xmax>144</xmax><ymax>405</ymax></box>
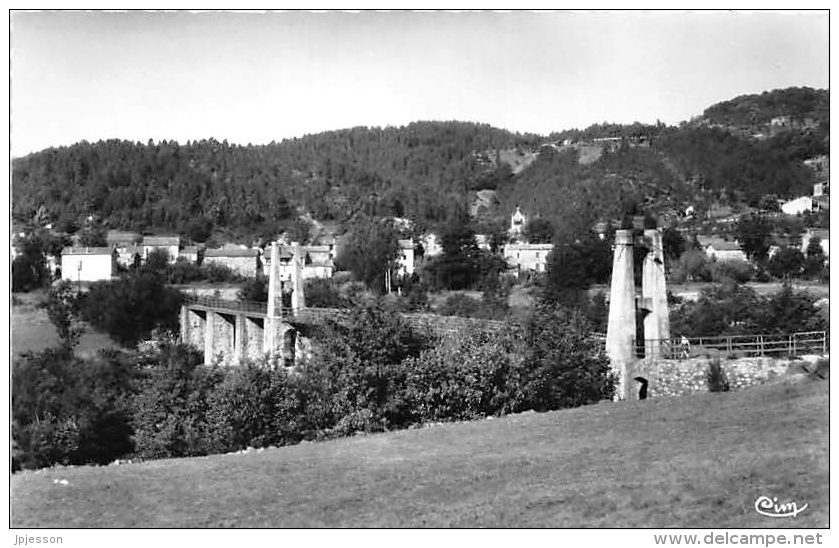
<box><xmin>396</xmin><ymin>239</ymin><xmax>415</xmax><ymax>277</ymax></box>
<box><xmin>262</xmin><ymin>248</ymin><xmax>293</xmax><ymax>282</ymax></box>
<box><xmin>703</xmin><ymin>240</ymin><xmax>748</xmax><ymax>263</ymax></box>
<box><xmin>203</xmin><ymin>248</ymin><xmax>260</xmax><ymax>278</ymax></box>
<box><xmin>781</xmin><ymin>196</ymin><xmax>827</xmax><ymax>215</ymax></box>
<box><xmin>141</xmin><ymin>236</ymin><xmax>180</xmax><ymax>263</ymax></box>
<box><xmin>302</xmin><ymin>245</ymin><xmax>335</xmax><ymax>279</ymax></box>
<box><xmin>106</xmin><ymin>230</ymin><xmax>141</xmax><ymax>248</ymax></box>
<box><xmin>503</xmin><ymin>242</ymin><xmax>554</xmax><ymax>275</ymax></box>
<box><xmin>61</xmin><ymin>247</ymin><xmax>116</xmax><ymax>282</ymax></box>
<box><xmin>180</xmin><ymin>245</ymin><xmax>202</xmax><ymax>264</ymax></box>
<box><xmin>262</xmin><ymin>245</ymin><xmax>335</xmax><ymax>280</ymax></box>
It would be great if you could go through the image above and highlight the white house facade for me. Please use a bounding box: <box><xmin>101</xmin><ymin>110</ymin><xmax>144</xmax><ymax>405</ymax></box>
<box><xmin>61</xmin><ymin>247</ymin><xmax>115</xmax><ymax>282</ymax></box>
<box><xmin>503</xmin><ymin>242</ymin><xmax>553</xmax><ymax>274</ymax></box>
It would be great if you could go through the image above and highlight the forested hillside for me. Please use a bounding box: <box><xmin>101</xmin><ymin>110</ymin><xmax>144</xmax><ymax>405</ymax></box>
<box><xmin>12</xmin><ymin>88</ymin><xmax>827</xmax><ymax>240</ymax></box>
<box><xmin>495</xmin><ymin>144</ymin><xmax>689</xmax><ymax>236</ymax></box>
<box><xmin>12</xmin><ymin>122</ymin><xmax>539</xmax><ymax>237</ymax></box>
<box><xmin>654</xmin><ymin>127</ymin><xmax>820</xmax><ymax>201</ymax></box>
<box><xmin>701</xmin><ymin>86</ymin><xmax>829</xmax><ymax>128</ymax></box>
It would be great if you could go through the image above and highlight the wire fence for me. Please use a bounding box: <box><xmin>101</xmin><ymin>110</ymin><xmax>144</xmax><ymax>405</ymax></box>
<box><xmin>647</xmin><ymin>331</ymin><xmax>828</xmax><ymax>360</ymax></box>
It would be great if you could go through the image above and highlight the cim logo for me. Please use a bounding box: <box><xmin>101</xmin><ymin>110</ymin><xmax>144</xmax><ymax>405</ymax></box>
<box><xmin>754</xmin><ymin>495</ymin><xmax>808</xmax><ymax>518</ymax></box>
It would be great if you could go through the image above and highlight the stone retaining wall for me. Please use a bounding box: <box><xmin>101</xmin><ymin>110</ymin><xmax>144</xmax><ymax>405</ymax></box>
<box><xmin>632</xmin><ymin>355</ymin><xmax>824</xmax><ymax>398</ymax></box>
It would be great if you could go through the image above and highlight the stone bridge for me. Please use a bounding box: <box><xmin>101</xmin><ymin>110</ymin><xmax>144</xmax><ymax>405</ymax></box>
<box><xmin>180</xmin><ymin>240</ymin><xmax>505</xmax><ymax>366</ymax></box>
<box><xmin>180</xmin><ymin>296</ymin><xmax>505</xmax><ymax>366</ymax></box>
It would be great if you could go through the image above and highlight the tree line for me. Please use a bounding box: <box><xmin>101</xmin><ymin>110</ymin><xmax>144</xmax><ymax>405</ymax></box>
<box><xmin>13</xmin><ymin>93</ymin><xmax>825</xmax><ymax>245</ymax></box>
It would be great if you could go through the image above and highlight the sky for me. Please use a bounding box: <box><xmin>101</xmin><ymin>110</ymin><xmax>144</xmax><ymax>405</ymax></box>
<box><xmin>10</xmin><ymin>10</ymin><xmax>830</xmax><ymax>157</ymax></box>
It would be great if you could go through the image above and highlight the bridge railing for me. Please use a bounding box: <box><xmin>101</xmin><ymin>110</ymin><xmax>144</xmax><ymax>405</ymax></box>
<box><xmin>638</xmin><ymin>331</ymin><xmax>827</xmax><ymax>360</ymax></box>
<box><xmin>183</xmin><ymin>295</ymin><xmax>271</xmax><ymax>315</ymax></box>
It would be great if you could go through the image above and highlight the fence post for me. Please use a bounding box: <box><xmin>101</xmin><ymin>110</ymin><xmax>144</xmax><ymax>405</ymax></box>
<box><xmin>823</xmin><ymin>331</ymin><xmax>827</xmax><ymax>355</ymax></box>
<box><xmin>759</xmin><ymin>335</ymin><xmax>764</xmax><ymax>357</ymax></box>
<box><xmin>788</xmin><ymin>334</ymin><xmax>794</xmax><ymax>357</ymax></box>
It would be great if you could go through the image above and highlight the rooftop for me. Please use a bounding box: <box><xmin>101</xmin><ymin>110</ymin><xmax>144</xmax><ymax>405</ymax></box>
<box><xmin>106</xmin><ymin>231</ymin><xmax>141</xmax><ymax>245</ymax></box>
<box><xmin>142</xmin><ymin>236</ymin><xmax>180</xmax><ymax>246</ymax></box>
<box><xmin>806</xmin><ymin>228</ymin><xmax>829</xmax><ymax>239</ymax></box>
<box><xmin>504</xmin><ymin>243</ymin><xmax>554</xmax><ymax>250</ymax></box>
<box><xmin>706</xmin><ymin>241</ymin><xmax>743</xmax><ymax>252</ymax></box>
<box><xmin>204</xmin><ymin>248</ymin><xmax>259</xmax><ymax>258</ymax></box>
<box><xmin>62</xmin><ymin>246</ymin><xmax>114</xmax><ymax>255</ymax></box>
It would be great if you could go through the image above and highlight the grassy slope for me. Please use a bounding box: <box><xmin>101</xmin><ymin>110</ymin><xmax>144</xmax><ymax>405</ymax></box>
<box><xmin>12</xmin><ymin>292</ymin><xmax>121</xmax><ymax>358</ymax></box>
<box><xmin>12</xmin><ymin>378</ymin><xmax>827</xmax><ymax>528</ymax></box>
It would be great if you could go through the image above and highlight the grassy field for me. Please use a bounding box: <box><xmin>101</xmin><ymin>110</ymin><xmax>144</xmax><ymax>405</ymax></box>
<box><xmin>12</xmin><ymin>376</ymin><xmax>827</xmax><ymax>528</ymax></box>
<box><xmin>11</xmin><ymin>291</ymin><xmax>121</xmax><ymax>358</ymax></box>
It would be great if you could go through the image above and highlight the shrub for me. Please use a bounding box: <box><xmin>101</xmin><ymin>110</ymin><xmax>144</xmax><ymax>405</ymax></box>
<box><xmin>437</xmin><ymin>291</ymin><xmax>509</xmax><ymax>320</ymax></box>
<box><xmin>169</xmin><ymin>259</ymin><xmax>204</xmax><ymax>284</ymax></box>
<box><xmin>515</xmin><ymin>304</ymin><xmax>615</xmax><ymax>410</ymax></box>
<box><xmin>12</xmin><ymin>348</ymin><xmax>137</xmax><ymax>470</ymax></box>
<box><xmin>305</xmin><ymin>278</ymin><xmax>351</xmax><ymax>308</ymax></box>
<box><xmin>759</xmin><ymin>282</ymin><xmax>828</xmax><ymax>335</ymax></box>
<box><xmin>708</xmin><ymin>259</ymin><xmax>753</xmax><ymax>283</ymax></box>
<box><xmin>401</xmin><ymin>276</ymin><xmax>430</xmax><ymax>311</ymax></box>
<box><xmin>705</xmin><ymin>358</ymin><xmax>730</xmax><ymax>392</ymax></box>
<box><xmin>80</xmin><ymin>273</ymin><xmax>184</xmax><ymax>347</ymax></box>
<box><xmin>204</xmin><ymin>363</ymin><xmax>301</xmax><ymax>453</ymax></box>
<box><xmin>237</xmin><ymin>275</ymin><xmax>269</xmax><ymax>302</ymax></box>
<box><xmin>204</xmin><ymin>262</ymin><xmax>240</xmax><ymax>283</ymax></box>
<box><xmin>398</xmin><ymin>328</ymin><xmax>518</xmax><ymax>423</ymax></box>
<box><xmin>767</xmin><ymin>247</ymin><xmax>805</xmax><ymax>279</ymax></box>
<box><xmin>131</xmin><ymin>342</ymin><xmax>222</xmax><ymax>459</ymax></box>
<box><xmin>141</xmin><ymin>249</ymin><xmax>172</xmax><ymax>277</ymax></box>
<box><xmin>438</xmin><ymin>293</ymin><xmax>482</xmax><ymax>317</ymax></box>
<box><xmin>12</xmin><ymin>254</ymin><xmax>46</xmax><ymax>293</ymax></box>
<box><xmin>670</xmin><ymin>248</ymin><xmax>711</xmax><ymax>283</ymax></box>
<box><xmin>41</xmin><ymin>280</ymin><xmax>84</xmax><ymax>350</ymax></box>
<box><xmin>803</xmin><ymin>237</ymin><xmax>826</xmax><ymax>278</ymax></box>
<box><xmin>310</xmin><ymin>303</ymin><xmax>430</xmax><ymax>432</ymax></box>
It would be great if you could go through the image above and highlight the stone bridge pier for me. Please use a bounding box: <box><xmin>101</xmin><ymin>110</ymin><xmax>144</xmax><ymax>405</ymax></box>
<box><xmin>179</xmin><ymin>239</ymin><xmax>306</xmax><ymax>367</ymax></box>
<box><xmin>606</xmin><ymin>227</ymin><xmax>671</xmax><ymax>401</ymax></box>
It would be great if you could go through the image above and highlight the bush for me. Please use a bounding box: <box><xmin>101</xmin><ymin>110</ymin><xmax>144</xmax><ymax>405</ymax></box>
<box><xmin>131</xmin><ymin>342</ymin><xmax>222</xmax><ymax>459</ymax></box>
<box><xmin>515</xmin><ymin>304</ymin><xmax>615</xmax><ymax>410</ymax></box>
<box><xmin>237</xmin><ymin>275</ymin><xmax>269</xmax><ymax>302</ymax></box>
<box><xmin>398</xmin><ymin>328</ymin><xmax>518</xmax><ymax>423</ymax></box>
<box><xmin>204</xmin><ymin>262</ymin><xmax>240</xmax><ymax>283</ymax></box>
<box><xmin>41</xmin><ymin>280</ymin><xmax>84</xmax><ymax>349</ymax></box>
<box><xmin>309</xmin><ymin>303</ymin><xmax>430</xmax><ymax>432</ymax></box>
<box><xmin>705</xmin><ymin>358</ymin><xmax>730</xmax><ymax>392</ymax></box>
<box><xmin>12</xmin><ymin>348</ymin><xmax>137</xmax><ymax>470</ymax></box>
<box><xmin>169</xmin><ymin>259</ymin><xmax>204</xmax><ymax>284</ymax></box>
<box><xmin>708</xmin><ymin>259</ymin><xmax>753</xmax><ymax>283</ymax></box>
<box><xmin>305</xmin><ymin>278</ymin><xmax>351</xmax><ymax>308</ymax></box>
<box><xmin>670</xmin><ymin>248</ymin><xmax>711</xmax><ymax>283</ymax></box>
<box><xmin>767</xmin><ymin>247</ymin><xmax>805</xmax><ymax>279</ymax></box>
<box><xmin>400</xmin><ymin>276</ymin><xmax>430</xmax><ymax>311</ymax></box>
<box><xmin>80</xmin><ymin>273</ymin><xmax>184</xmax><ymax>347</ymax></box>
<box><xmin>12</xmin><ymin>254</ymin><xmax>46</xmax><ymax>293</ymax></box>
<box><xmin>438</xmin><ymin>293</ymin><xmax>482</xmax><ymax>317</ymax></box>
<box><xmin>204</xmin><ymin>363</ymin><xmax>301</xmax><ymax>453</ymax></box>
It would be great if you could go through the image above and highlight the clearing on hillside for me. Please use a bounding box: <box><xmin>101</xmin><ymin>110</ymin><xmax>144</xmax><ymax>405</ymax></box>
<box><xmin>11</xmin><ymin>291</ymin><xmax>121</xmax><ymax>358</ymax></box>
<box><xmin>12</xmin><ymin>377</ymin><xmax>827</xmax><ymax>528</ymax></box>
